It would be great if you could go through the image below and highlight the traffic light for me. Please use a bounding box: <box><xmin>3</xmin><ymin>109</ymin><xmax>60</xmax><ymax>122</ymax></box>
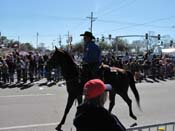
<box><xmin>96</xmin><ymin>37</ymin><xmax>99</xmax><ymax>42</ymax></box>
<box><xmin>109</xmin><ymin>34</ymin><xmax>112</xmax><ymax>40</ymax></box>
<box><xmin>102</xmin><ymin>36</ymin><xmax>105</xmax><ymax>42</ymax></box>
<box><xmin>145</xmin><ymin>33</ymin><xmax>148</xmax><ymax>39</ymax></box>
<box><xmin>170</xmin><ymin>40</ymin><xmax>173</xmax><ymax>47</ymax></box>
<box><xmin>69</xmin><ymin>36</ymin><xmax>72</xmax><ymax>42</ymax></box>
<box><xmin>158</xmin><ymin>34</ymin><xmax>160</xmax><ymax>40</ymax></box>
<box><xmin>170</xmin><ymin>40</ymin><xmax>173</xmax><ymax>44</ymax></box>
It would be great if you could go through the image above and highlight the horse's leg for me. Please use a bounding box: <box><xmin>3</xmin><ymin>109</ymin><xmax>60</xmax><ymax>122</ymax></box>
<box><xmin>108</xmin><ymin>91</ymin><xmax>116</xmax><ymax>113</ymax></box>
<box><xmin>77</xmin><ymin>95</ymin><xmax>83</xmax><ymax>105</ymax></box>
<box><xmin>55</xmin><ymin>94</ymin><xmax>76</xmax><ymax>131</ymax></box>
<box><xmin>120</xmin><ymin>92</ymin><xmax>137</xmax><ymax>120</ymax></box>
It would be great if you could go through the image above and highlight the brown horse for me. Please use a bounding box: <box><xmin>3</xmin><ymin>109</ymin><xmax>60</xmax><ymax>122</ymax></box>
<box><xmin>98</xmin><ymin>64</ymin><xmax>141</xmax><ymax>117</ymax></box>
<box><xmin>46</xmin><ymin>47</ymin><xmax>141</xmax><ymax>131</ymax></box>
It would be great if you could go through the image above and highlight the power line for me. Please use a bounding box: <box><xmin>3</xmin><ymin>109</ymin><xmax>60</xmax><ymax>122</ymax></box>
<box><xmin>94</xmin><ymin>0</ymin><xmax>123</xmax><ymax>15</ymax></box>
<box><xmin>98</xmin><ymin>16</ymin><xmax>175</xmax><ymax>34</ymax></box>
<box><xmin>97</xmin><ymin>0</ymin><xmax>137</xmax><ymax>18</ymax></box>
<box><xmin>96</xmin><ymin>19</ymin><xmax>174</xmax><ymax>29</ymax></box>
<box><xmin>70</xmin><ymin>20</ymin><xmax>89</xmax><ymax>33</ymax></box>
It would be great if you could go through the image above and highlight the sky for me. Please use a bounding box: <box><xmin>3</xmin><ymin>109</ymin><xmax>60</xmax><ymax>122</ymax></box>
<box><xmin>0</xmin><ymin>0</ymin><xmax>175</xmax><ymax>49</ymax></box>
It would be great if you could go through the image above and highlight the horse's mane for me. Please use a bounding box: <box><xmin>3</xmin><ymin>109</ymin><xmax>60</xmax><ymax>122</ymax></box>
<box><xmin>54</xmin><ymin>49</ymin><xmax>80</xmax><ymax>78</ymax></box>
<box><xmin>59</xmin><ymin>50</ymin><xmax>76</xmax><ymax>65</ymax></box>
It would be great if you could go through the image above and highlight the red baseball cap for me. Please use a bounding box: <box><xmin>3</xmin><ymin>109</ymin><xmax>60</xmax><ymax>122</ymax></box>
<box><xmin>83</xmin><ymin>79</ymin><xmax>111</xmax><ymax>99</ymax></box>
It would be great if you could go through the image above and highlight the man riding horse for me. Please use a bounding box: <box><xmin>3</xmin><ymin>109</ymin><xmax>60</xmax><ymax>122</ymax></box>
<box><xmin>80</xmin><ymin>31</ymin><xmax>101</xmax><ymax>79</ymax></box>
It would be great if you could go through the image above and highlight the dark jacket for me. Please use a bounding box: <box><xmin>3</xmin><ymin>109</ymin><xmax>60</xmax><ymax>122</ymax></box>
<box><xmin>83</xmin><ymin>41</ymin><xmax>101</xmax><ymax>64</ymax></box>
<box><xmin>73</xmin><ymin>102</ymin><xmax>126</xmax><ymax>131</ymax></box>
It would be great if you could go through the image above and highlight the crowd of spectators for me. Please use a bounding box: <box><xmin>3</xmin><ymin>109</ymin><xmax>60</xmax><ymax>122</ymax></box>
<box><xmin>0</xmin><ymin>51</ymin><xmax>50</xmax><ymax>84</ymax></box>
<box><xmin>0</xmin><ymin>50</ymin><xmax>174</xmax><ymax>86</ymax></box>
<box><xmin>101</xmin><ymin>51</ymin><xmax>175</xmax><ymax>82</ymax></box>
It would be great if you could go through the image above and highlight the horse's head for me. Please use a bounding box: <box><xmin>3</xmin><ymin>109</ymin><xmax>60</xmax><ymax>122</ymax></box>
<box><xmin>46</xmin><ymin>47</ymin><xmax>66</xmax><ymax>70</ymax></box>
<box><xmin>46</xmin><ymin>46</ymin><xmax>79</xmax><ymax>78</ymax></box>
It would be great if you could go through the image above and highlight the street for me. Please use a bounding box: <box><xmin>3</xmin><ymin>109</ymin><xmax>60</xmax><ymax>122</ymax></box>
<box><xmin>0</xmin><ymin>78</ymin><xmax>175</xmax><ymax>131</ymax></box>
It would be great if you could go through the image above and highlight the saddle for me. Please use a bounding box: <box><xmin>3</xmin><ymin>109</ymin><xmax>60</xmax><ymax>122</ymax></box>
<box><xmin>100</xmin><ymin>64</ymin><xmax>126</xmax><ymax>74</ymax></box>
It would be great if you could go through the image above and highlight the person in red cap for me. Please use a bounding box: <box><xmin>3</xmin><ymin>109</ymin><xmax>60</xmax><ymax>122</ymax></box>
<box><xmin>73</xmin><ymin>79</ymin><xmax>126</xmax><ymax>131</ymax></box>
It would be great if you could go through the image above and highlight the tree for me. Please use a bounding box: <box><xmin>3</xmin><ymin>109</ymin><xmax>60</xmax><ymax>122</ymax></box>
<box><xmin>72</xmin><ymin>42</ymin><xmax>84</xmax><ymax>52</ymax></box>
<box><xmin>98</xmin><ymin>41</ymin><xmax>112</xmax><ymax>50</ymax></box>
<box><xmin>20</xmin><ymin>43</ymin><xmax>34</xmax><ymax>51</ymax></box>
<box><xmin>131</xmin><ymin>40</ymin><xmax>145</xmax><ymax>54</ymax></box>
<box><xmin>0</xmin><ymin>36</ymin><xmax>7</xmax><ymax>41</ymax></box>
<box><xmin>112</xmin><ymin>38</ymin><xmax>129</xmax><ymax>52</ymax></box>
<box><xmin>12</xmin><ymin>41</ymin><xmax>20</xmax><ymax>48</ymax></box>
<box><xmin>0</xmin><ymin>36</ymin><xmax>8</xmax><ymax>46</ymax></box>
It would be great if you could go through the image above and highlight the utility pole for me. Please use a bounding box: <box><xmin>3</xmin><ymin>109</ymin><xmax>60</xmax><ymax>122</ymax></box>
<box><xmin>67</xmin><ymin>31</ymin><xmax>70</xmax><ymax>43</ymax></box>
<box><xmin>66</xmin><ymin>31</ymin><xmax>70</xmax><ymax>46</ymax></box>
<box><xmin>0</xmin><ymin>32</ymin><xmax>1</xmax><ymax>42</ymax></box>
<box><xmin>67</xmin><ymin>32</ymin><xmax>73</xmax><ymax>52</ymax></box>
<box><xmin>52</xmin><ymin>40</ymin><xmax>55</xmax><ymax>50</ymax></box>
<box><xmin>52</xmin><ymin>41</ymin><xmax>54</xmax><ymax>50</ymax></box>
<box><xmin>115</xmin><ymin>37</ymin><xmax>118</xmax><ymax>54</ymax></box>
<box><xmin>18</xmin><ymin>36</ymin><xmax>20</xmax><ymax>49</ymax></box>
<box><xmin>66</xmin><ymin>31</ymin><xmax>70</xmax><ymax>51</ymax></box>
<box><xmin>58</xmin><ymin>35</ymin><xmax>62</xmax><ymax>48</ymax></box>
<box><xmin>18</xmin><ymin>36</ymin><xmax>20</xmax><ymax>42</ymax></box>
<box><xmin>36</xmin><ymin>32</ymin><xmax>39</xmax><ymax>49</ymax></box>
<box><xmin>86</xmin><ymin>12</ymin><xmax>97</xmax><ymax>33</ymax></box>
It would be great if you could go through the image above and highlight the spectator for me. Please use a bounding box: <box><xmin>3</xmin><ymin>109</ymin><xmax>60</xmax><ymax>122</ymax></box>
<box><xmin>73</xmin><ymin>79</ymin><xmax>126</xmax><ymax>131</ymax></box>
<box><xmin>0</xmin><ymin>56</ymin><xmax>9</xmax><ymax>83</ymax></box>
<box><xmin>6</xmin><ymin>54</ymin><xmax>15</xmax><ymax>84</ymax></box>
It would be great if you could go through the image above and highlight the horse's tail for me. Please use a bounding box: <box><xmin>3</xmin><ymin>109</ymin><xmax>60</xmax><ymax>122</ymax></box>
<box><xmin>127</xmin><ymin>71</ymin><xmax>141</xmax><ymax>110</ymax></box>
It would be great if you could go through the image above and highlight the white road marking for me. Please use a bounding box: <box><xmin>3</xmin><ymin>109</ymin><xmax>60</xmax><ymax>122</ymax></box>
<box><xmin>0</xmin><ymin>122</ymin><xmax>58</xmax><ymax>130</ymax></box>
<box><xmin>0</xmin><ymin>93</ymin><xmax>55</xmax><ymax>98</ymax></box>
<box><xmin>39</xmin><ymin>87</ymin><xmax>44</xmax><ymax>90</ymax></box>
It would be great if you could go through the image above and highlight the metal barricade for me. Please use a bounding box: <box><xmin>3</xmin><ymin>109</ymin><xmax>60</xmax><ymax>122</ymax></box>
<box><xmin>127</xmin><ymin>122</ymin><xmax>175</xmax><ymax>131</ymax></box>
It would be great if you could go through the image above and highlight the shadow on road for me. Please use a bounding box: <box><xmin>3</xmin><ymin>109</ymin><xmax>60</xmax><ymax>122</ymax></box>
<box><xmin>0</xmin><ymin>82</ymin><xmax>34</xmax><ymax>90</ymax></box>
<box><xmin>20</xmin><ymin>83</ymin><xmax>34</xmax><ymax>90</ymax></box>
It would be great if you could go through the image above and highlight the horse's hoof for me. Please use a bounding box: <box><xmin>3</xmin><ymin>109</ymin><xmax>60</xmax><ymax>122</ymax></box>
<box><xmin>55</xmin><ymin>126</ymin><xmax>63</xmax><ymax>131</ymax></box>
<box><xmin>55</xmin><ymin>128</ymin><xmax>63</xmax><ymax>131</ymax></box>
<box><xmin>130</xmin><ymin>114</ymin><xmax>137</xmax><ymax>120</ymax></box>
<box><xmin>133</xmin><ymin>116</ymin><xmax>137</xmax><ymax>120</ymax></box>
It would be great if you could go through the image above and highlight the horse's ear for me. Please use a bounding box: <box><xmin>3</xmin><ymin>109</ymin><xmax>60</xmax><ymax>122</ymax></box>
<box><xmin>55</xmin><ymin>46</ymin><xmax>58</xmax><ymax>51</ymax></box>
<box><xmin>55</xmin><ymin>46</ymin><xmax>64</xmax><ymax>54</ymax></box>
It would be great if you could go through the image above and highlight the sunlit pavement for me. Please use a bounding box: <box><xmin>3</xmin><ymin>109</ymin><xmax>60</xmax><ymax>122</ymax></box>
<box><xmin>0</xmin><ymin>78</ymin><xmax>175</xmax><ymax>131</ymax></box>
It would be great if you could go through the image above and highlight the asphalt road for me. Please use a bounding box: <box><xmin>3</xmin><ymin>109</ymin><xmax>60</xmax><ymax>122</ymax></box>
<box><xmin>0</xmin><ymin>78</ymin><xmax>175</xmax><ymax>131</ymax></box>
